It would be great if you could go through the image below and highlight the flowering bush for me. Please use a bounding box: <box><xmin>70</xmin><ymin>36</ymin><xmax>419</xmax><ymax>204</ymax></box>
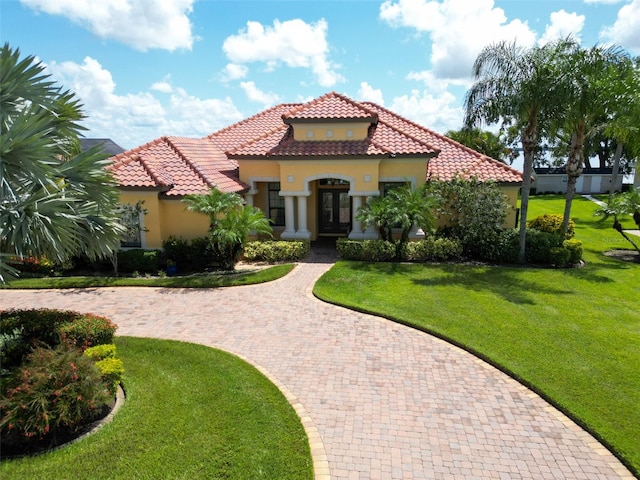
<box><xmin>58</xmin><ymin>314</ymin><xmax>117</xmax><ymax>350</ymax></box>
<box><xmin>0</xmin><ymin>345</ymin><xmax>110</xmax><ymax>444</ymax></box>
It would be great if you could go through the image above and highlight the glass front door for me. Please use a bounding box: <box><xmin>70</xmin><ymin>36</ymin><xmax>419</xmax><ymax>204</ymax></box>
<box><xmin>319</xmin><ymin>189</ymin><xmax>350</xmax><ymax>234</ymax></box>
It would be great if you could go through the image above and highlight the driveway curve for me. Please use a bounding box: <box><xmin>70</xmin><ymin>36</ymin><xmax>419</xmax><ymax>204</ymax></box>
<box><xmin>0</xmin><ymin>251</ymin><xmax>634</xmax><ymax>480</ymax></box>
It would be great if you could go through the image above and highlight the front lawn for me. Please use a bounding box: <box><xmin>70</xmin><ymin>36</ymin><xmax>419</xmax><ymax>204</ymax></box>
<box><xmin>313</xmin><ymin>195</ymin><xmax>640</xmax><ymax>475</ymax></box>
<box><xmin>1</xmin><ymin>264</ymin><xmax>294</xmax><ymax>289</ymax></box>
<box><xmin>0</xmin><ymin>337</ymin><xmax>313</xmax><ymax>479</ymax></box>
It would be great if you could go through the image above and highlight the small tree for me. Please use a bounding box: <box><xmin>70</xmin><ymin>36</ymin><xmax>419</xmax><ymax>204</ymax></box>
<box><xmin>211</xmin><ymin>206</ymin><xmax>273</xmax><ymax>270</ymax></box>
<box><xmin>595</xmin><ymin>187</ymin><xmax>640</xmax><ymax>253</ymax></box>
<box><xmin>182</xmin><ymin>188</ymin><xmax>272</xmax><ymax>270</ymax></box>
<box><xmin>356</xmin><ymin>185</ymin><xmax>435</xmax><ymax>260</ymax></box>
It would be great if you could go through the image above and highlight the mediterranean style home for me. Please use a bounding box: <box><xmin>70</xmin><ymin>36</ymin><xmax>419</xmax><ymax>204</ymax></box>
<box><xmin>109</xmin><ymin>92</ymin><xmax>523</xmax><ymax>249</ymax></box>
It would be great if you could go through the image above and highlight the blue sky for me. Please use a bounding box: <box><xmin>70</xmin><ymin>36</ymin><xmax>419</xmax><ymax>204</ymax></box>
<box><xmin>2</xmin><ymin>0</ymin><xmax>639</xmax><ymax>151</ymax></box>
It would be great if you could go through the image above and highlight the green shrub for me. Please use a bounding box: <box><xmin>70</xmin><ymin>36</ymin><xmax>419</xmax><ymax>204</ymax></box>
<box><xmin>492</xmin><ymin>229</ymin><xmax>520</xmax><ymax>264</ymax></box>
<box><xmin>0</xmin><ymin>345</ymin><xmax>110</xmax><ymax>443</ymax></box>
<box><xmin>84</xmin><ymin>344</ymin><xmax>117</xmax><ymax>361</ymax></box>
<box><xmin>85</xmin><ymin>344</ymin><xmax>125</xmax><ymax>395</ymax></box>
<box><xmin>94</xmin><ymin>357</ymin><xmax>125</xmax><ymax>395</ymax></box>
<box><xmin>528</xmin><ymin>213</ymin><xmax>575</xmax><ymax>239</ymax></box>
<box><xmin>243</xmin><ymin>241</ymin><xmax>310</xmax><ymax>262</ymax></box>
<box><xmin>58</xmin><ymin>314</ymin><xmax>117</xmax><ymax>350</ymax></box>
<box><xmin>550</xmin><ymin>247</ymin><xmax>572</xmax><ymax>267</ymax></box>
<box><xmin>337</xmin><ymin>240</ymin><xmax>396</xmax><ymax>262</ymax></box>
<box><xmin>524</xmin><ymin>229</ymin><xmax>564</xmax><ymax>264</ymax></box>
<box><xmin>117</xmin><ymin>249</ymin><xmax>161</xmax><ymax>274</ymax></box>
<box><xmin>337</xmin><ymin>239</ymin><xmax>365</xmax><ymax>260</ymax></box>
<box><xmin>563</xmin><ymin>239</ymin><xmax>583</xmax><ymax>265</ymax></box>
<box><xmin>404</xmin><ymin>237</ymin><xmax>462</xmax><ymax>262</ymax></box>
<box><xmin>0</xmin><ymin>309</ymin><xmax>80</xmax><ymax>369</ymax></box>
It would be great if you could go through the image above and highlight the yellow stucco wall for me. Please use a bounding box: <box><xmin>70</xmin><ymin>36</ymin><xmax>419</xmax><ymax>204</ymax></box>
<box><xmin>117</xmin><ymin>192</ymin><xmax>209</xmax><ymax>249</ymax></box>
<box><xmin>118</xmin><ymin>190</ymin><xmax>163</xmax><ymax>249</ymax></box>
<box><xmin>503</xmin><ymin>185</ymin><xmax>520</xmax><ymax>228</ymax></box>
<box><xmin>159</xmin><ymin>199</ymin><xmax>210</xmax><ymax>243</ymax></box>
<box><xmin>291</xmin><ymin>121</ymin><xmax>370</xmax><ymax>141</ymax></box>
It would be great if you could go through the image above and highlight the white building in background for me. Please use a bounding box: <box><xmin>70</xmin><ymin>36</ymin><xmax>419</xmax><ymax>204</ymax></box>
<box><xmin>532</xmin><ymin>167</ymin><xmax>624</xmax><ymax>194</ymax></box>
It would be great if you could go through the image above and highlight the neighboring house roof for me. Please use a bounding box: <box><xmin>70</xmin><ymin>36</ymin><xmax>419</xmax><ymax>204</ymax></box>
<box><xmin>110</xmin><ymin>91</ymin><xmax>522</xmax><ymax>195</ymax></box>
<box><xmin>80</xmin><ymin>138</ymin><xmax>126</xmax><ymax>156</ymax></box>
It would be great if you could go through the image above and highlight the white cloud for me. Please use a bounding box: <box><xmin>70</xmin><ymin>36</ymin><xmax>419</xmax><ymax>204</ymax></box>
<box><xmin>601</xmin><ymin>0</ymin><xmax>640</xmax><ymax>53</ymax></box>
<box><xmin>151</xmin><ymin>76</ymin><xmax>174</xmax><ymax>93</ymax></box>
<box><xmin>584</xmin><ymin>0</ymin><xmax>625</xmax><ymax>4</ymax></box>
<box><xmin>222</xmin><ymin>18</ymin><xmax>344</xmax><ymax>87</ymax></box>
<box><xmin>389</xmin><ymin>89</ymin><xmax>464</xmax><ymax>134</ymax></box>
<box><xmin>46</xmin><ymin>57</ymin><xmax>243</xmax><ymax>148</ymax></box>
<box><xmin>221</xmin><ymin>63</ymin><xmax>249</xmax><ymax>82</ymax></box>
<box><xmin>357</xmin><ymin>82</ymin><xmax>385</xmax><ymax>105</ymax></box>
<box><xmin>20</xmin><ymin>0</ymin><xmax>195</xmax><ymax>51</ymax></box>
<box><xmin>379</xmin><ymin>0</ymin><xmax>536</xmax><ymax>79</ymax></box>
<box><xmin>405</xmin><ymin>70</ymin><xmax>471</xmax><ymax>92</ymax></box>
<box><xmin>539</xmin><ymin>10</ymin><xmax>585</xmax><ymax>45</ymax></box>
<box><xmin>240</xmin><ymin>81</ymin><xmax>280</xmax><ymax>106</ymax></box>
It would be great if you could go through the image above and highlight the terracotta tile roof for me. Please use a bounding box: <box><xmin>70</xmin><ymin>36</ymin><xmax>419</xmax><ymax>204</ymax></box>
<box><xmin>282</xmin><ymin>91</ymin><xmax>377</xmax><ymax>122</ymax></box>
<box><xmin>206</xmin><ymin>103</ymin><xmax>296</xmax><ymax>152</ymax></box>
<box><xmin>109</xmin><ymin>136</ymin><xmax>247</xmax><ymax>196</ymax></box>
<box><xmin>111</xmin><ymin>92</ymin><xmax>521</xmax><ymax>196</ymax></box>
<box><xmin>363</xmin><ymin>102</ymin><xmax>523</xmax><ymax>184</ymax></box>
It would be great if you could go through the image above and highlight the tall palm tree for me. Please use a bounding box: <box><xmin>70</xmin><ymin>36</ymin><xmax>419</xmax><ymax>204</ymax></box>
<box><xmin>553</xmin><ymin>44</ymin><xmax>633</xmax><ymax>233</ymax></box>
<box><xmin>464</xmin><ymin>39</ymin><xmax>576</xmax><ymax>263</ymax></box>
<box><xmin>0</xmin><ymin>43</ymin><xmax>123</xmax><ymax>282</ymax></box>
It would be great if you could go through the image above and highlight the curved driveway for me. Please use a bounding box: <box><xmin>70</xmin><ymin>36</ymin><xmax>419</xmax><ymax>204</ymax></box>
<box><xmin>0</xmin><ymin>250</ymin><xmax>634</xmax><ymax>479</ymax></box>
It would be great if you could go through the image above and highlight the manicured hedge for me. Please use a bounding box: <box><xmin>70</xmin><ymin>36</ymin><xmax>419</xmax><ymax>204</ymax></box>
<box><xmin>243</xmin><ymin>240</ymin><xmax>310</xmax><ymax>262</ymax></box>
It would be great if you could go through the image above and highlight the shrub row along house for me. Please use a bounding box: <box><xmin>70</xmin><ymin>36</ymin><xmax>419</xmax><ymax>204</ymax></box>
<box><xmin>109</xmin><ymin>92</ymin><xmax>523</xmax><ymax>248</ymax></box>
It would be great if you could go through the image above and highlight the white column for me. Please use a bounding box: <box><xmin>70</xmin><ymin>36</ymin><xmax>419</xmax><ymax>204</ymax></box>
<box><xmin>244</xmin><ymin>193</ymin><xmax>254</xmax><ymax>207</ymax></box>
<box><xmin>362</xmin><ymin>196</ymin><xmax>379</xmax><ymax>239</ymax></box>
<box><xmin>348</xmin><ymin>196</ymin><xmax>364</xmax><ymax>239</ymax></box>
<box><xmin>296</xmin><ymin>196</ymin><xmax>310</xmax><ymax>239</ymax></box>
<box><xmin>281</xmin><ymin>195</ymin><xmax>296</xmax><ymax>239</ymax></box>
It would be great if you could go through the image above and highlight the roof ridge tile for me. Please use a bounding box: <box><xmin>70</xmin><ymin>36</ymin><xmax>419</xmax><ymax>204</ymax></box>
<box><xmin>165</xmin><ymin>136</ymin><xmax>215</xmax><ymax>189</ymax></box>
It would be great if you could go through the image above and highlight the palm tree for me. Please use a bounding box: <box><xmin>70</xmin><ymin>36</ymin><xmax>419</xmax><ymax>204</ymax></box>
<box><xmin>553</xmin><ymin>44</ymin><xmax>633</xmax><ymax>233</ymax></box>
<box><xmin>595</xmin><ymin>187</ymin><xmax>640</xmax><ymax>253</ymax></box>
<box><xmin>0</xmin><ymin>43</ymin><xmax>123</xmax><ymax>282</ymax></box>
<box><xmin>182</xmin><ymin>188</ymin><xmax>272</xmax><ymax>270</ymax></box>
<box><xmin>464</xmin><ymin>39</ymin><xmax>576</xmax><ymax>263</ymax></box>
<box><xmin>356</xmin><ymin>185</ymin><xmax>435</xmax><ymax>259</ymax></box>
<box><xmin>183</xmin><ymin>188</ymin><xmax>243</xmax><ymax>232</ymax></box>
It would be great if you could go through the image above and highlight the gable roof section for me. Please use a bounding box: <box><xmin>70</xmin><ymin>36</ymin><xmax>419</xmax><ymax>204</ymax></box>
<box><xmin>109</xmin><ymin>136</ymin><xmax>247</xmax><ymax>196</ymax></box>
<box><xmin>225</xmin><ymin>92</ymin><xmax>438</xmax><ymax>159</ymax></box>
<box><xmin>363</xmin><ymin>102</ymin><xmax>523</xmax><ymax>184</ymax></box>
<box><xmin>282</xmin><ymin>91</ymin><xmax>377</xmax><ymax>123</ymax></box>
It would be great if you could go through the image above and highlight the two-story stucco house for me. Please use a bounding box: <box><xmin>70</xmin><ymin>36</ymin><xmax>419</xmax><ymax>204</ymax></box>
<box><xmin>109</xmin><ymin>92</ymin><xmax>523</xmax><ymax>249</ymax></box>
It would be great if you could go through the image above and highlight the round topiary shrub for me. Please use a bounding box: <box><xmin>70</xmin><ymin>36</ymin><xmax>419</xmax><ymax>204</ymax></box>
<box><xmin>528</xmin><ymin>213</ymin><xmax>575</xmax><ymax>239</ymax></box>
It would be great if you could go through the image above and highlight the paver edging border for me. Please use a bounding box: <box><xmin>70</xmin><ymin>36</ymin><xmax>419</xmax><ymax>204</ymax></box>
<box><xmin>227</xmin><ymin>350</ymin><xmax>331</xmax><ymax>480</ymax></box>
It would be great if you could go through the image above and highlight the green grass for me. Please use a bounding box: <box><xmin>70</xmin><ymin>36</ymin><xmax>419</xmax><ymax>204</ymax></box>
<box><xmin>1</xmin><ymin>264</ymin><xmax>294</xmax><ymax>289</ymax></box>
<box><xmin>0</xmin><ymin>337</ymin><xmax>313</xmax><ymax>479</ymax></box>
<box><xmin>314</xmin><ymin>195</ymin><xmax>640</xmax><ymax>475</ymax></box>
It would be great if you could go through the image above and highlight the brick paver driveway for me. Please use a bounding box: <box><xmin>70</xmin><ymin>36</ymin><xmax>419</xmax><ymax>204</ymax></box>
<box><xmin>1</xmin><ymin>250</ymin><xmax>634</xmax><ymax>479</ymax></box>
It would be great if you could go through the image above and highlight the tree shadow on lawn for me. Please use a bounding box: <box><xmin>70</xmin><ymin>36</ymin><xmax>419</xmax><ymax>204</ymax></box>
<box><xmin>409</xmin><ymin>265</ymin><xmax>576</xmax><ymax>305</ymax></box>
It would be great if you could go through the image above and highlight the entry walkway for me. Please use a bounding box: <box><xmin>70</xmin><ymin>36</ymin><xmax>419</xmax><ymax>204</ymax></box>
<box><xmin>0</xmin><ymin>251</ymin><xmax>634</xmax><ymax>479</ymax></box>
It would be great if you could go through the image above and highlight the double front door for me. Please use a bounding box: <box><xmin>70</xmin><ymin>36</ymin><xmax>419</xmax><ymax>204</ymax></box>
<box><xmin>319</xmin><ymin>189</ymin><xmax>350</xmax><ymax>234</ymax></box>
